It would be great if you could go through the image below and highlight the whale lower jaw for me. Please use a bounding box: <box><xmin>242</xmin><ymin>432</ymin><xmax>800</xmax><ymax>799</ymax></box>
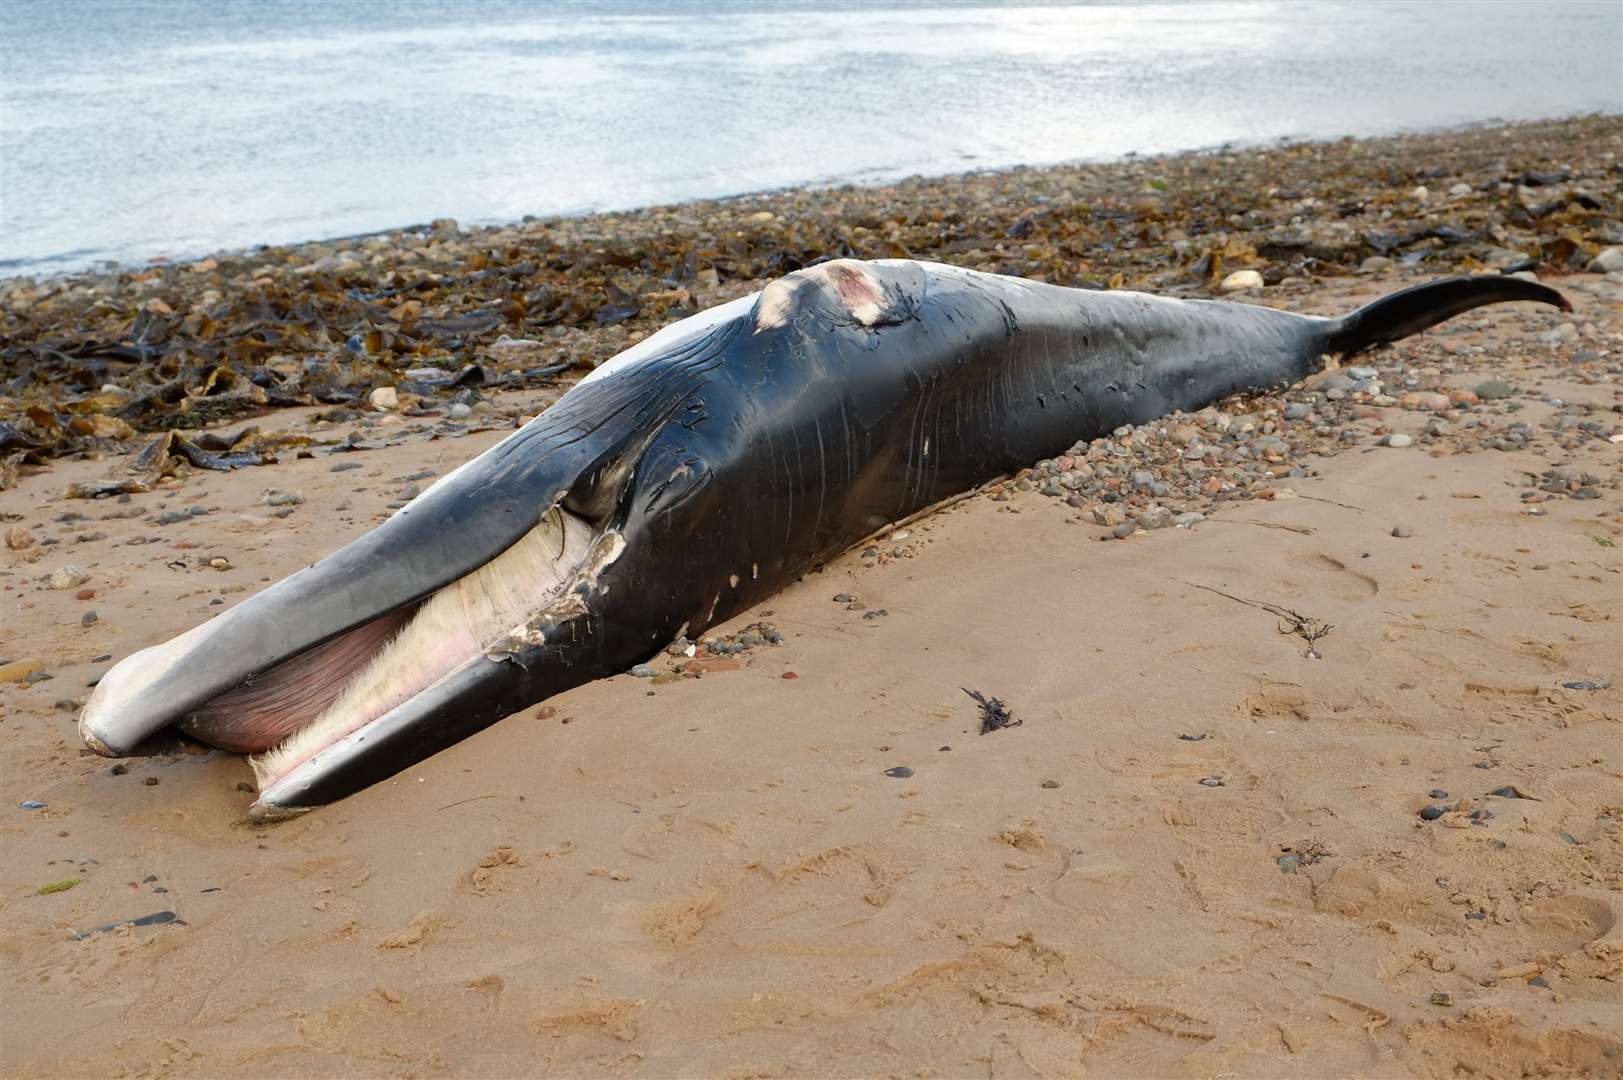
<box><xmin>81</xmin><ymin>507</ymin><xmax>600</xmax><ymax>804</ymax></box>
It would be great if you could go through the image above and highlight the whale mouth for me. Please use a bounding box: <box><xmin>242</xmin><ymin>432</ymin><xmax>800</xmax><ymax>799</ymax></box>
<box><xmin>80</xmin><ymin>505</ymin><xmax>599</xmax><ymax>802</ymax></box>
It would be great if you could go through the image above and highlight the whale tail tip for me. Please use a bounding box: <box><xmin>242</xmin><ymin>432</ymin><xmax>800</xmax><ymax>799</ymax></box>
<box><xmin>1327</xmin><ymin>275</ymin><xmax>1571</xmax><ymax>358</ymax></box>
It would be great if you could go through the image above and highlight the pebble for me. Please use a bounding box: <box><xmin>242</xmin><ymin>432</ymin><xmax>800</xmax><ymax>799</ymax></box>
<box><xmin>69</xmin><ymin>910</ymin><xmax>177</xmax><ymax>940</ymax></box>
<box><xmin>1419</xmin><ymin>805</ymin><xmax>1448</xmax><ymax>821</ymax></box>
<box><xmin>4</xmin><ymin>525</ymin><xmax>34</xmax><ymax>550</ymax></box>
<box><xmin>1429</xmin><ymin>992</ymin><xmax>1453</xmax><ymax>1006</ymax></box>
<box><xmin>1488</xmin><ymin>786</ymin><xmax>1534</xmax><ymax>799</ymax></box>
<box><xmin>1585</xmin><ymin>246</ymin><xmax>1623</xmax><ymax>273</ymax></box>
<box><xmin>1561</xmin><ymin>677</ymin><xmax>1612</xmax><ymax>691</ymax></box>
<box><xmin>330</xmin><ymin>461</ymin><xmax>362</xmax><ymax>472</ymax></box>
<box><xmin>1474</xmin><ymin>380</ymin><xmax>1514</xmax><ymax>400</ymax></box>
<box><xmin>155</xmin><ymin>508</ymin><xmax>208</xmax><ymax>525</ymax></box>
<box><xmin>1391</xmin><ymin>526</ymin><xmax>1413</xmax><ymax>538</ymax></box>
<box><xmin>832</xmin><ymin>593</ymin><xmax>855</xmax><ymax>603</ymax></box>
<box><xmin>448</xmin><ymin>402</ymin><xmax>472</xmax><ymax>420</ymax></box>
<box><xmin>262</xmin><ymin>490</ymin><xmax>304</xmax><ymax>507</ymax></box>
<box><xmin>1218</xmin><ymin>269</ymin><xmax>1264</xmax><ymax>292</ymax></box>
<box><xmin>1428</xmin><ymin>789</ymin><xmax>1449</xmax><ymax>799</ymax></box>
<box><xmin>48</xmin><ymin>566</ymin><xmax>91</xmax><ymax>590</ymax></box>
<box><xmin>19</xmin><ymin>800</ymin><xmax>47</xmax><ymax>810</ymax></box>
<box><xmin>1277</xmin><ymin>854</ymin><xmax>1300</xmax><ymax>874</ymax></box>
<box><xmin>628</xmin><ymin>664</ymin><xmax>655</xmax><ymax>678</ymax></box>
<box><xmin>1383</xmin><ymin>433</ymin><xmax>1413</xmax><ymax>448</ymax></box>
<box><xmin>80</xmin><ymin>611</ymin><xmax>97</xmax><ymax>626</ymax></box>
<box><xmin>0</xmin><ymin>659</ymin><xmax>43</xmax><ymax>683</ymax></box>
<box><xmin>1400</xmin><ymin>391</ymin><xmax>1451</xmax><ymax>412</ymax></box>
<box><xmin>1040</xmin><ymin>779</ymin><xmax>1060</xmax><ymax>789</ymax></box>
<box><xmin>883</xmin><ymin>766</ymin><xmax>914</xmax><ymax>779</ymax></box>
<box><xmin>369</xmin><ymin>386</ymin><xmax>399</xmax><ymax>410</ymax></box>
<box><xmin>1198</xmin><ymin>777</ymin><xmax>1225</xmax><ymax>787</ymax></box>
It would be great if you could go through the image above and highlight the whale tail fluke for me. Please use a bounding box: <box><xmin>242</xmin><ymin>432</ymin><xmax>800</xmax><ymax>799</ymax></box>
<box><xmin>1326</xmin><ymin>275</ymin><xmax>1571</xmax><ymax>358</ymax></box>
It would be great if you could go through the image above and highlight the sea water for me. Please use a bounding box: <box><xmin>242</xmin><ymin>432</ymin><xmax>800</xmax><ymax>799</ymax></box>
<box><xmin>2</xmin><ymin>0</ymin><xmax>1618</xmax><ymax>276</ymax></box>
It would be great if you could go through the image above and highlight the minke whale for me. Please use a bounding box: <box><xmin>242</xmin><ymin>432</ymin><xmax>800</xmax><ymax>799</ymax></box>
<box><xmin>79</xmin><ymin>260</ymin><xmax>1569</xmax><ymax>818</ymax></box>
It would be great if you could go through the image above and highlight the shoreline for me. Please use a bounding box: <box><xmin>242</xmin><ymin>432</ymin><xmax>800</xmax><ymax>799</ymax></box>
<box><xmin>4</xmin><ymin>111</ymin><xmax>1615</xmax><ymax>284</ymax></box>
<box><xmin>2</xmin><ymin>112</ymin><xmax>1619</xmax><ymax>482</ymax></box>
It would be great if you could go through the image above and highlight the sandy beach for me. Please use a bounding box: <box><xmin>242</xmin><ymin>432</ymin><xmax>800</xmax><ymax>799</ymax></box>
<box><xmin>2</xmin><ymin>120</ymin><xmax>1620</xmax><ymax>1078</ymax></box>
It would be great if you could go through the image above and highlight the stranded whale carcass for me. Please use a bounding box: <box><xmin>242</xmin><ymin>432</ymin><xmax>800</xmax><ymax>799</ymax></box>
<box><xmin>79</xmin><ymin>259</ymin><xmax>1569</xmax><ymax>817</ymax></box>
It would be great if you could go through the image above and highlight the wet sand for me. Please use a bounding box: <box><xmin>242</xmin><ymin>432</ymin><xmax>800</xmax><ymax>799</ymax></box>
<box><xmin>1</xmin><ymin>265</ymin><xmax>1619</xmax><ymax>1077</ymax></box>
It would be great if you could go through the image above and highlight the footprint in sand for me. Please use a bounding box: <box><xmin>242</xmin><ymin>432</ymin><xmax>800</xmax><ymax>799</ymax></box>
<box><xmin>1290</xmin><ymin>551</ymin><xmax>1380</xmax><ymax>600</ymax></box>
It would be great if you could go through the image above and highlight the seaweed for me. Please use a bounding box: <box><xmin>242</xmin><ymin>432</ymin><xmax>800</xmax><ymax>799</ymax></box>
<box><xmin>2</xmin><ymin>115</ymin><xmax>1615</xmax><ymax>487</ymax></box>
<box><xmin>963</xmin><ymin>688</ymin><xmax>1020</xmax><ymax>735</ymax></box>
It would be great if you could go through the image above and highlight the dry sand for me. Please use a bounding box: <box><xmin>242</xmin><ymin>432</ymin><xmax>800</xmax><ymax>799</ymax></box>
<box><xmin>1</xmin><ymin>274</ymin><xmax>1619</xmax><ymax>1078</ymax></box>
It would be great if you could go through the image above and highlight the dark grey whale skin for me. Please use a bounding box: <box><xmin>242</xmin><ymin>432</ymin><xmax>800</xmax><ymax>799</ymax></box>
<box><xmin>247</xmin><ymin>260</ymin><xmax>1567</xmax><ymax>811</ymax></box>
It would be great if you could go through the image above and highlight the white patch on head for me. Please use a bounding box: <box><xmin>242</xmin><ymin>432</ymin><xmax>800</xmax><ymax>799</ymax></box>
<box><xmin>728</xmin><ymin>573</ymin><xmax>739</xmax><ymax>589</ymax></box>
<box><xmin>250</xmin><ymin>508</ymin><xmax>596</xmax><ymax>789</ymax></box>
<box><xmin>752</xmin><ymin>277</ymin><xmax>804</xmax><ymax>332</ymax></box>
<box><xmin>753</xmin><ymin>259</ymin><xmax>889</xmax><ymax>333</ymax></box>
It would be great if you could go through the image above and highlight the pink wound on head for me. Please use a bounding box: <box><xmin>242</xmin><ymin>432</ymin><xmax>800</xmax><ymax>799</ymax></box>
<box><xmin>827</xmin><ymin>264</ymin><xmax>882</xmax><ymax>313</ymax></box>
